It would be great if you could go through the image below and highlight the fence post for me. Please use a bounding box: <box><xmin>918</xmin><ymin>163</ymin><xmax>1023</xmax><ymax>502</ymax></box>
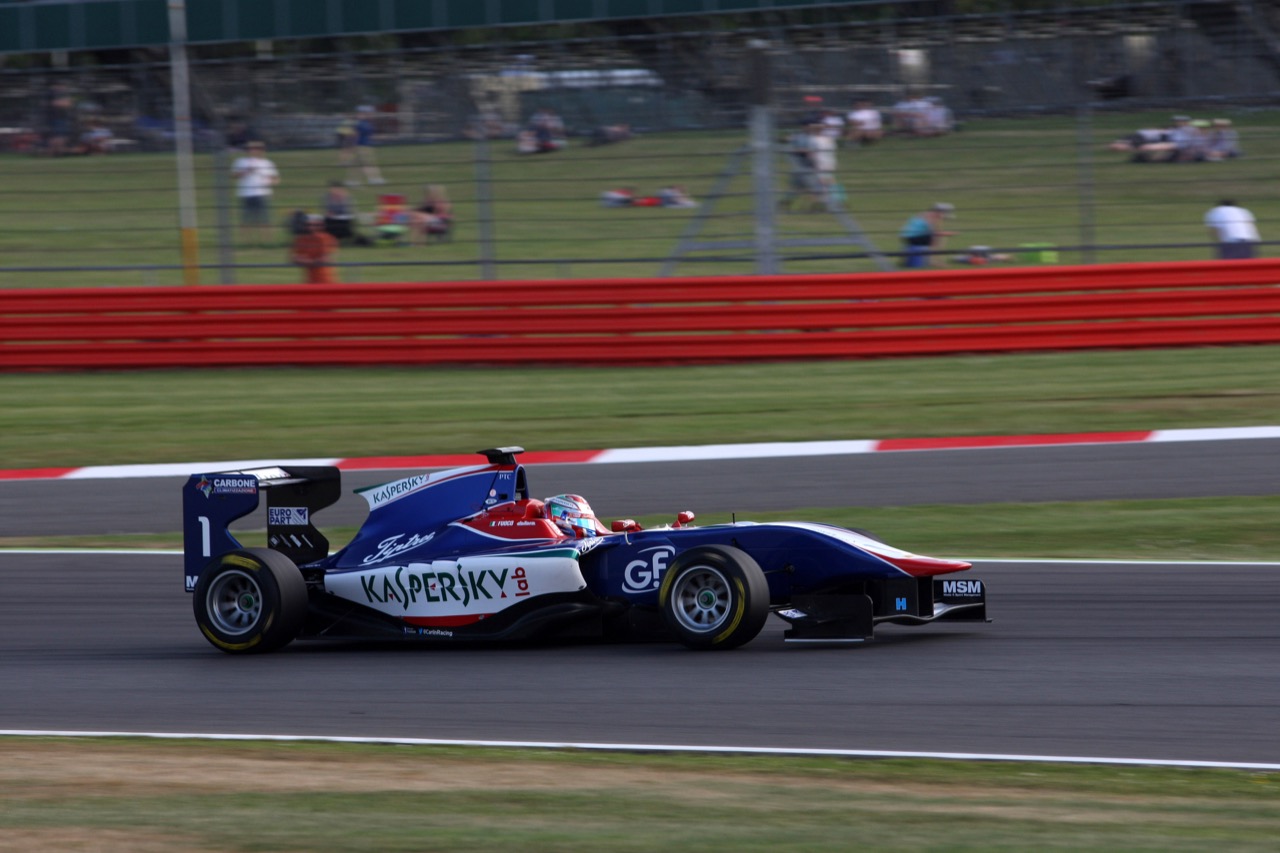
<box><xmin>747</xmin><ymin>40</ymin><xmax>778</xmax><ymax>276</ymax></box>
<box><xmin>167</xmin><ymin>0</ymin><xmax>200</xmax><ymax>285</ymax></box>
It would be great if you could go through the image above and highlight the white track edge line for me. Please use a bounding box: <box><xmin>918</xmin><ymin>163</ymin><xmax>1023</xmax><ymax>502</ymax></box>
<box><xmin>1</xmin><ymin>730</ymin><xmax>1276</xmax><ymax>771</ymax></box>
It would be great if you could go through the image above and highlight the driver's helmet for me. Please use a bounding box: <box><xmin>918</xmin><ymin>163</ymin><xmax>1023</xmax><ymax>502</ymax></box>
<box><xmin>544</xmin><ymin>494</ymin><xmax>606</xmax><ymax>538</ymax></box>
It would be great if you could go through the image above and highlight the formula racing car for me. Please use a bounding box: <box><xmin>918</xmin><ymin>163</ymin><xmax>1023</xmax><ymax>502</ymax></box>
<box><xmin>183</xmin><ymin>447</ymin><xmax>987</xmax><ymax>653</ymax></box>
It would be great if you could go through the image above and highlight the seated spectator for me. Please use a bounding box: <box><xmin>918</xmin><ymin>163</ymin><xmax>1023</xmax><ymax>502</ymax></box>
<box><xmin>1206</xmin><ymin>119</ymin><xmax>1241</xmax><ymax>161</ymax></box>
<box><xmin>321</xmin><ymin>181</ymin><xmax>369</xmax><ymax>245</ymax></box>
<box><xmin>658</xmin><ymin>186</ymin><xmax>698</xmax><ymax>209</ymax></box>
<box><xmin>600</xmin><ymin>187</ymin><xmax>635</xmax><ymax>207</ymax></box>
<box><xmin>1168</xmin><ymin>115</ymin><xmax>1206</xmax><ymax>162</ymax></box>
<box><xmin>516</xmin><ymin>129</ymin><xmax>539</xmax><ymax>154</ymax></box>
<box><xmin>845</xmin><ymin>100</ymin><xmax>884</xmax><ymax>146</ymax></box>
<box><xmin>525</xmin><ymin>108</ymin><xmax>566</xmax><ymax>153</ymax></box>
<box><xmin>374</xmin><ymin>193</ymin><xmax>412</xmax><ymax>245</ymax></box>
<box><xmin>590</xmin><ymin>124</ymin><xmax>632</xmax><ymax>146</ymax></box>
<box><xmin>77</xmin><ymin>122</ymin><xmax>114</xmax><ymax>155</ymax></box>
<box><xmin>919</xmin><ymin>97</ymin><xmax>953</xmax><ymax>136</ymax></box>
<box><xmin>890</xmin><ymin>92</ymin><xmax>930</xmax><ymax>134</ymax></box>
<box><xmin>1109</xmin><ymin>126</ymin><xmax>1176</xmax><ymax>162</ymax></box>
<box><xmin>410</xmin><ymin>184</ymin><xmax>454</xmax><ymax>244</ymax></box>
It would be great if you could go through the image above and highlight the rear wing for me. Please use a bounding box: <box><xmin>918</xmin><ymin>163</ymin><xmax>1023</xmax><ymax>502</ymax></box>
<box><xmin>182</xmin><ymin>465</ymin><xmax>341</xmax><ymax>591</ymax></box>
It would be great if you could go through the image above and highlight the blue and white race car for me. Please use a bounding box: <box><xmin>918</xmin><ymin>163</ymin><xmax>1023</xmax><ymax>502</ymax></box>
<box><xmin>184</xmin><ymin>447</ymin><xmax>987</xmax><ymax>653</ymax></box>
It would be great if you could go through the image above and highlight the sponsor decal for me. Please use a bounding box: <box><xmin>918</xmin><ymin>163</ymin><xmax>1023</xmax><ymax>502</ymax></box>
<box><xmin>776</xmin><ymin>608</ymin><xmax>807</xmax><ymax>620</ymax></box>
<box><xmin>268</xmin><ymin>506</ymin><xmax>309</xmax><ymax>526</ymax></box>
<box><xmin>895</xmin><ymin>597</ymin><xmax>908</xmax><ymax>612</ymax></box>
<box><xmin>575</xmin><ymin>536</ymin><xmax>604</xmax><ymax>555</ymax></box>
<box><xmin>360</xmin><ymin>532</ymin><xmax>435</xmax><ymax>566</ymax></box>
<box><xmin>404</xmin><ymin>626</ymin><xmax>455</xmax><ymax>638</ymax></box>
<box><xmin>196</xmin><ymin>476</ymin><xmax>257</xmax><ymax>498</ymax></box>
<box><xmin>941</xmin><ymin>580</ymin><xmax>983</xmax><ymax>597</ymax></box>
<box><xmin>366</xmin><ymin>475</ymin><xmax>429</xmax><ymax>508</ymax></box>
<box><xmin>622</xmin><ymin>545</ymin><xmax>674</xmax><ymax>594</ymax></box>
<box><xmin>185</xmin><ymin>575</ymin><xmax>197</xmax><ymax>592</ymax></box>
<box><xmin>359</xmin><ymin>564</ymin><xmax>529</xmax><ymax>610</ymax></box>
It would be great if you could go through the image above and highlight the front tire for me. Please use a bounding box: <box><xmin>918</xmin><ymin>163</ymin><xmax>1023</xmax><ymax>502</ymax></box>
<box><xmin>193</xmin><ymin>548</ymin><xmax>307</xmax><ymax>654</ymax></box>
<box><xmin>658</xmin><ymin>545</ymin><xmax>770</xmax><ymax>650</ymax></box>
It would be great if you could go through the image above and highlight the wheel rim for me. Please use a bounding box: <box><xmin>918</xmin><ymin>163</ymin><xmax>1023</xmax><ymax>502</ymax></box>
<box><xmin>206</xmin><ymin>569</ymin><xmax>264</xmax><ymax>636</ymax></box>
<box><xmin>670</xmin><ymin>565</ymin><xmax>731</xmax><ymax>634</ymax></box>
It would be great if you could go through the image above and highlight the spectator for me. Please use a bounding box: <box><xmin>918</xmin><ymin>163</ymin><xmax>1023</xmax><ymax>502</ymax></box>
<box><xmin>410</xmin><ymin>184</ymin><xmax>454</xmax><ymax>244</ymax></box>
<box><xmin>1108</xmin><ymin>126</ymin><xmax>1176</xmax><ymax>162</ymax></box>
<box><xmin>899</xmin><ymin>202</ymin><xmax>957</xmax><ymax>268</ymax></box>
<box><xmin>338</xmin><ymin>106</ymin><xmax>385</xmax><ymax>186</ymax></box>
<box><xmin>890</xmin><ymin>91</ymin><xmax>929</xmax><ymax>135</ymax></box>
<box><xmin>78</xmin><ymin>122</ymin><xmax>114</xmax><ymax>155</ymax></box>
<box><xmin>919</xmin><ymin>97</ymin><xmax>954</xmax><ymax>136</ymax></box>
<box><xmin>43</xmin><ymin>82</ymin><xmax>74</xmax><ymax>156</ymax></box>
<box><xmin>1168</xmin><ymin>115</ymin><xmax>1205</xmax><ymax>162</ymax></box>
<box><xmin>291</xmin><ymin>214</ymin><xmax>340</xmax><ymax>283</ymax></box>
<box><xmin>589</xmin><ymin>123</ymin><xmax>632</xmax><ymax>146</ymax></box>
<box><xmin>321</xmin><ymin>180</ymin><xmax>359</xmax><ymax>244</ymax></box>
<box><xmin>658</xmin><ymin>185</ymin><xmax>699</xmax><ymax>209</ymax></box>
<box><xmin>820</xmin><ymin>109</ymin><xmax>845</xmax><ymax>143</ymax></box>
<box><xmin>526</xmin><ymin>108</ymin><xmax>566</xmax><ymax>153</ymax></box>
<box><xmin>807</xmin><ymin>122</ymin><xmax>839</xmax><ymax>210</ymax></box>
<box><xmin>846</xmin><ymin>100</ymin><xmax>884</xmax><ymax>146</ymax></box>
<box><xmin>601</xmin><ymin>187</ymin><xmax>635</xmax><ymax>207</ymax></box>
<box><xmin>1206</xmin><ymin>119</ymin><xmax>1241</xmax><ymax>161</ymax></box>
<box><xmin>231</xmin><ymin>141</ymin><xmax>280</xmax><ymax>246</ymax></box>
<box><xmin>1204</xmin><ymin>199</ymin><xmax>1259</xmax><ymax>260</ymax></box>
<box><xmin>778</xmin><ymin>129</ymin><xmax>822</xmax><ymax>212</ymax></box>
<box><xmin>225</xmin><ymin>118</ymin><xmax>256</xmax><ymax>152</ymax></box>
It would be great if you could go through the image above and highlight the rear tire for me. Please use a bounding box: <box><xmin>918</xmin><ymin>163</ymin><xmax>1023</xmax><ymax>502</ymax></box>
<box><xmin>193</xmin><ymin>548</ymin><xmax>307</xmax><ymax>654</ymax></box>
<box><xmin>658</xmin><ymin>545</ymin><xmax>769</xmax><ymax>650</ymax></box>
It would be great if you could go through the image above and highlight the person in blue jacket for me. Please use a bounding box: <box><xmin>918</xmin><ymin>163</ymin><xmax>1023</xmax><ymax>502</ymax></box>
<box><xmin>900</xmin><ymin>202</ymin><xmax>956</xmax><ymax>268</ymax></box>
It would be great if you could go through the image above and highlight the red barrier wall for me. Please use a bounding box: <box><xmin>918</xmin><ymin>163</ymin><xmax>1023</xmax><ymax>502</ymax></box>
<box><xmin>4</xmin><ymin>260</ymin><xmax>1280</xmax><ymax>370</ymax></box>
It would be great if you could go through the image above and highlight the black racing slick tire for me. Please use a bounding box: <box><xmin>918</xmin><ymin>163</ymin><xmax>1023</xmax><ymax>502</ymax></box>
<box><xmin>193</xmin><ymin>548</ymin><xmax>308</xmax><ymax>654</ymax></box>
<box><xmin>658</xmin><ymin>545</ymin><xmax>770</xmax><ymax>650</ymax></box>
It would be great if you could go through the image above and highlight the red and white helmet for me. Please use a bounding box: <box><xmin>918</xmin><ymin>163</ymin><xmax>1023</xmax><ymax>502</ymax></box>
<box><xmin>544</xmin><ymin>494</ymin><xmax>606</xmax><ymax>538</ymax></box>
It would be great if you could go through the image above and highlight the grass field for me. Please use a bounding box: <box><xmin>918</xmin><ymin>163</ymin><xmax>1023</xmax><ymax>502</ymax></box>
<box><xmin>3</xmin><ymin>108</ymin><xmax>1280</xmax><ymax>286</ymax></box>
<box><xmin>2</xmin><ymin>739</ymin><xmax>1278</xmax><ymax>852</ymax></box>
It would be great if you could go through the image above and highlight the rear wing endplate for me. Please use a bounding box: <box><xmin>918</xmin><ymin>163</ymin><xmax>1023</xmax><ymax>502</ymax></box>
<box><xmin>182</xmin><ymin>466</ymin><xmax>340</xmax><ymax>591</ymax></box>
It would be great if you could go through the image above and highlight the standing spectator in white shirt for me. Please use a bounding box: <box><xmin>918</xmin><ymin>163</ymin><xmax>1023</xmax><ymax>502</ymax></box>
<box><xmin>1204</xmin><ymin>199</ymin><xmax>1260</xmax><ymax>259</ymax></box>
<box><xmin>232</xmin><ymin>141</ymin><xmax>280</xmax><ymax>246</ymax></box>
<box><xmin>807</xmin><ymin>122</ymin><xmax>839</xmax><ymax>210</ymax></box>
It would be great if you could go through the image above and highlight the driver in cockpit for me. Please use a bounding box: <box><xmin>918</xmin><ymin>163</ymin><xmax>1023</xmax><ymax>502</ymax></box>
<box><xmin>544</xmin><ymin>494</ymin><xmax>609</xmax><ymax>538</ymax></box>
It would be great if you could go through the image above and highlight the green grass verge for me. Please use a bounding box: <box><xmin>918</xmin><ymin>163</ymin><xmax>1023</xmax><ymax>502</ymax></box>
<box><xmin>3</xmin><ymin>346</ymin><xmax>1279</xmax><ymax>468</ymax></box>
<box><xmin>2</xmin><ymin>739</ymin><xmax>1277</xmax><ymax>852</ymax></box>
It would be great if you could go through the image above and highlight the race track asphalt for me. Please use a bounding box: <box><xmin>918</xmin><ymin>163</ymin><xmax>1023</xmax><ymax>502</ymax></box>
<box><xmin>1</xmin><ymin>441</ymin><xmax>1278</xmax><ymax>764</ymax></box>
